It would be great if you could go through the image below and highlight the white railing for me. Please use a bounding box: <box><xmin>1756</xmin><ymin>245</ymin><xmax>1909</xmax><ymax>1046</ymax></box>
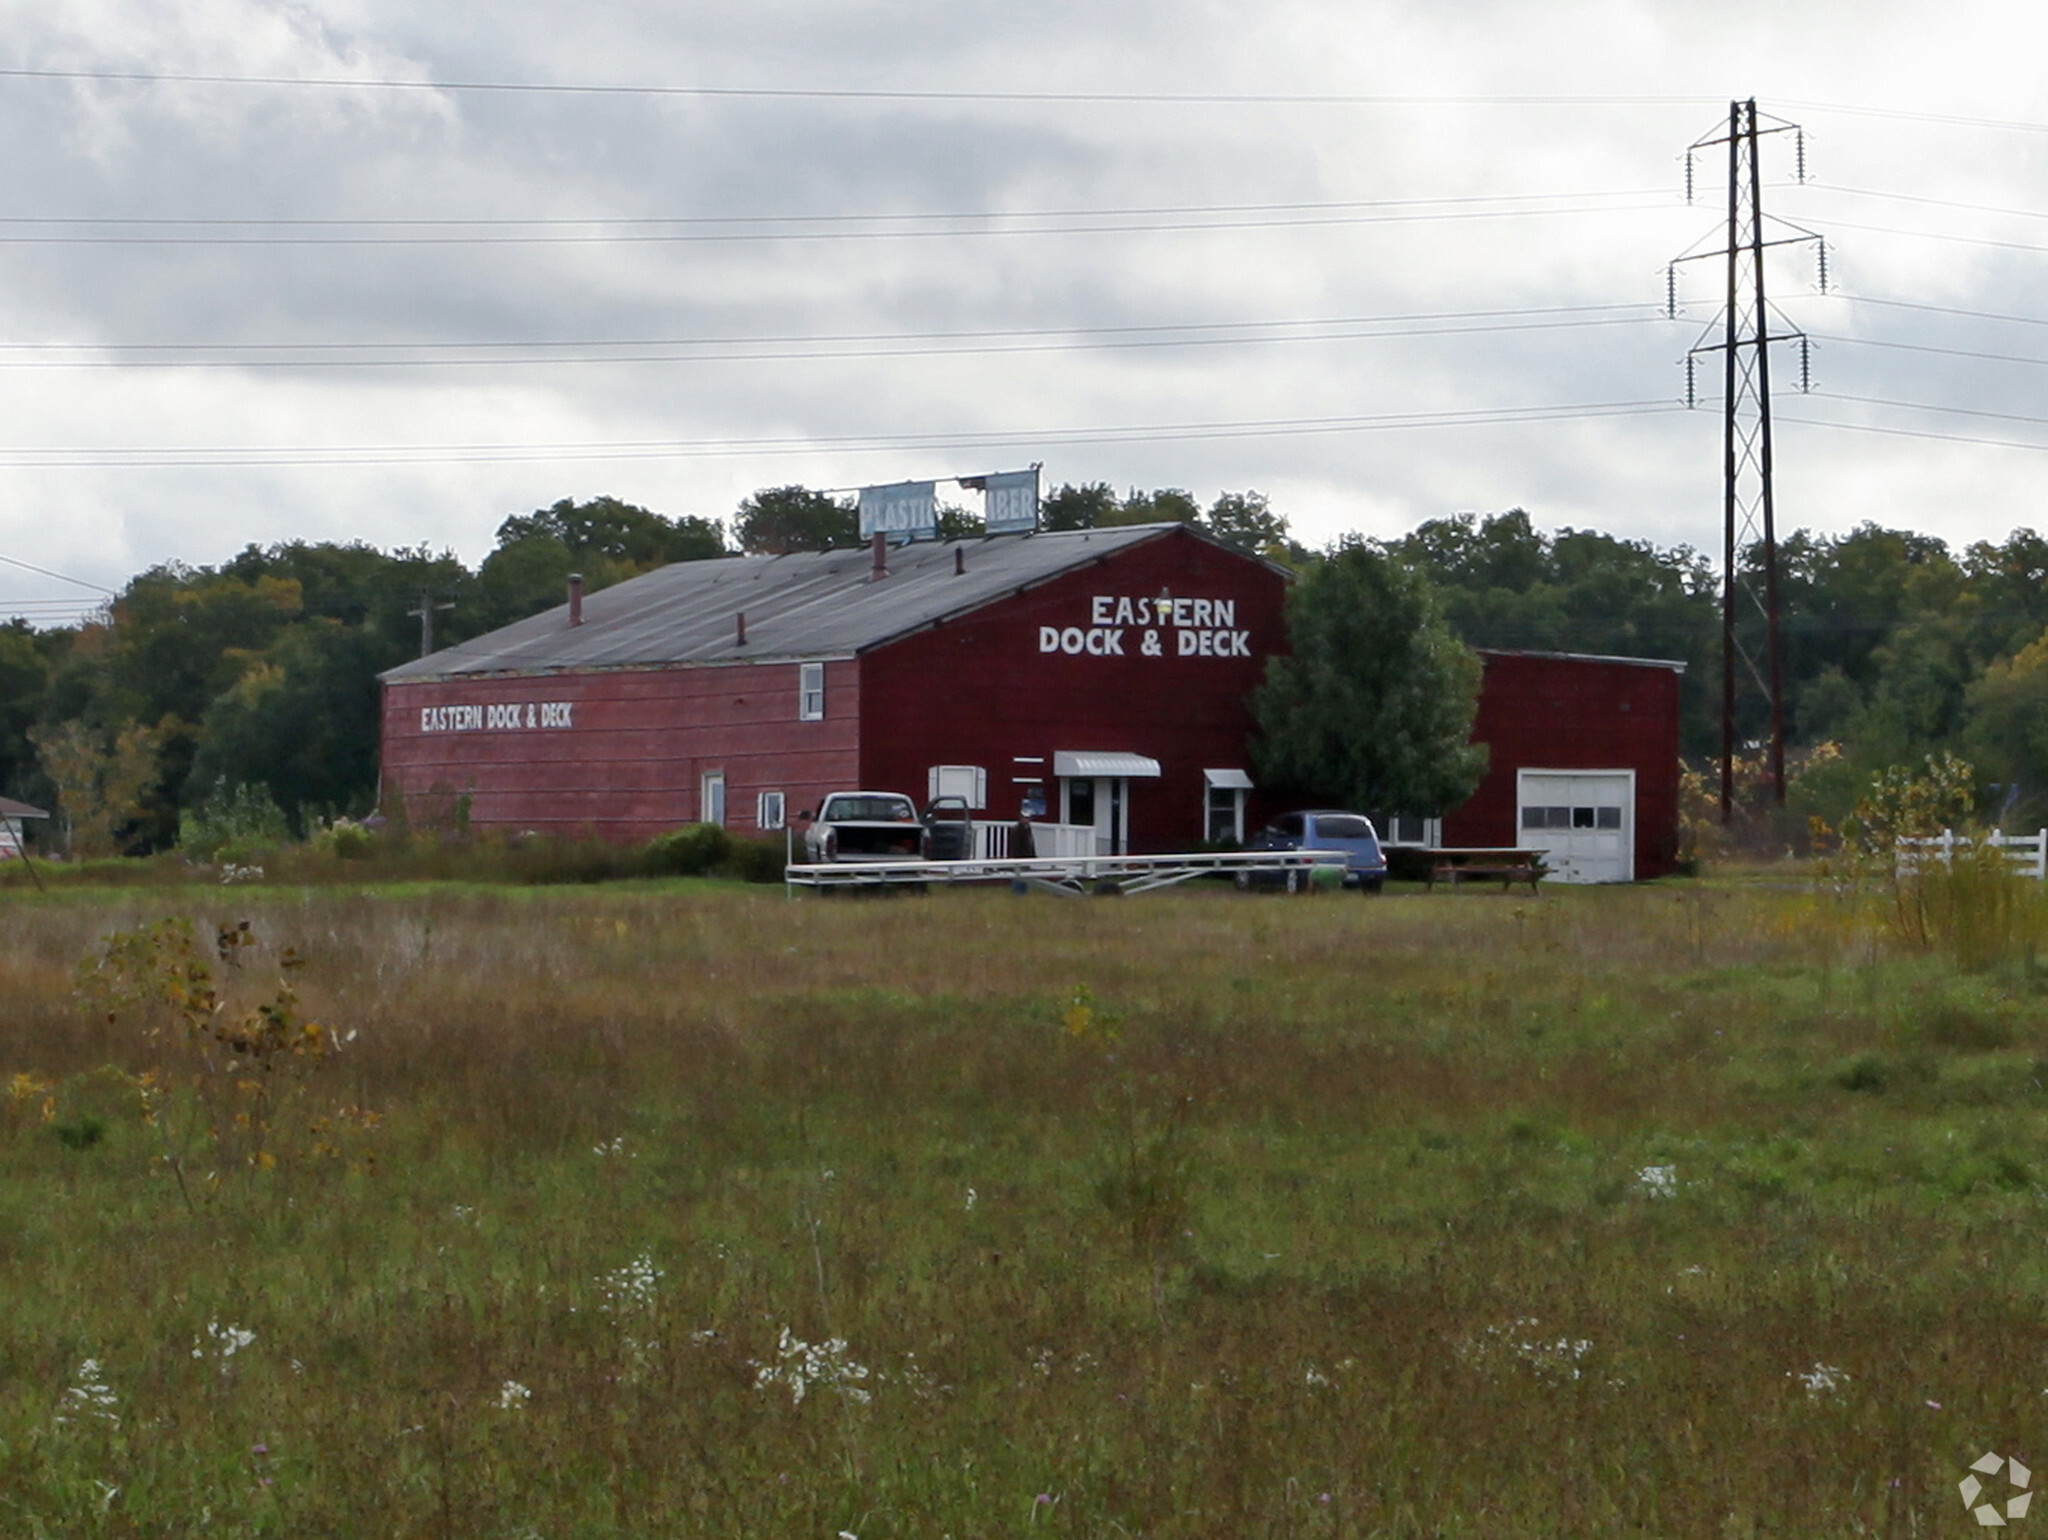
<box><xmin>970</xmin><ymin>821</ymin><xmax>1097</xmax><ymax>859</ymax></box>
<box><xmin>1898</xmin><ymin>828</ymin><xmax>2048</xmax><ymax>880</ymax></box>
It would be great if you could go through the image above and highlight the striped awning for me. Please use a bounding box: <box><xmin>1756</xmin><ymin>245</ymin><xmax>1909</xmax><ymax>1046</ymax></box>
<box><xmin>1053</xmin><ymin>751</ymin><xmax>1162</xmax><ymax>779</ymax></box>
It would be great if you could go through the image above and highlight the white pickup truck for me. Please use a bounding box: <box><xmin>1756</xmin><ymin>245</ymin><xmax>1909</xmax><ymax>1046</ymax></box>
<box><xmin>800</xmin><ymin>791</ymin><xmax>975</xmax><ymax>863</ymax></box>
<box><xmin>802</xmin><ymin>792</ymin><xmax>927</xmax><ymax>863</ymax></box>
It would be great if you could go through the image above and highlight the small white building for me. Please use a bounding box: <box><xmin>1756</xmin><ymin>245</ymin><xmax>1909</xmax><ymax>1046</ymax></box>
<box><xmin>0</xmin><ymin>795</ymin><xmax>48</xmax><ymax>859</ymax></box>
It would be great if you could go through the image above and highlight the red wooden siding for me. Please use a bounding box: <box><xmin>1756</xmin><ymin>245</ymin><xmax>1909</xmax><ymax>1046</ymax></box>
<box><xmin>1443</xmin><ymin>652</ymin><xmax>1684</xmax><ymax>878</ymax></box>
<box><xmin>379</xmin><ymin>659</ymin><xmax>859</xmax><ymax>841</ymax></box>
<box><xmin>857</xmin><ymin>530</ymin><xmax>1286</xmax><ymax>852</ymax></box>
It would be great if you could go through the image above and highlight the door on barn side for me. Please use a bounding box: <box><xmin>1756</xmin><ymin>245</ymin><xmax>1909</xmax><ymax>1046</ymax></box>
<box><xmin>1516</xmin><ymin>769</ymin><xmax>1634</xmax><ymax>884</ymax></box>
<box><xmin>1061</xmin><ymin>777</ymin><xmax>1126</xmax><ymax>855</ymax></box>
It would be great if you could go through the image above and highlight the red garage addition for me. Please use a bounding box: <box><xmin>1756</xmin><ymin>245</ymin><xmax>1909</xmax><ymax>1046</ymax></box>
<box><xmin>1439</xmin><ymin>650</ymin><xmax>1687</xmax><ymax>882</ymax></box>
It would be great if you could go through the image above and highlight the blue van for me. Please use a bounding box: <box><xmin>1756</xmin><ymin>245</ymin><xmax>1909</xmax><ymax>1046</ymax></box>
<box><xmin>1241</xmin><ymin>810</ymin><xmax>1389</xmax><ymax>892</ymax></box>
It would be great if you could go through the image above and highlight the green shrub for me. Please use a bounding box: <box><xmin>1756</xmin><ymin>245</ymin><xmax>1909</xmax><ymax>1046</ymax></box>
<box><xmin>642</xmin><ymin>823</ymin><xmax>731</xmax><ymax>877</ymax></box>
<box><xmin>311</xmin><ymin>818</ymin><xmax>377</xmax><ymax>860</ymax></box>
<box><xmin>178</xmin><ymin>780</ymin><xmax>291</xmax><ymax>861</ymax></box>
<box><xmin>720</xmin><ymin>834</ymin><xmax>788</xmax><ymax>884</ymax></box>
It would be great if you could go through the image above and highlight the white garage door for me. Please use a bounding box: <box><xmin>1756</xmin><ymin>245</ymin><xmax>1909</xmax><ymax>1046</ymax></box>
<box><xmin>1517</xmin><ymin>769</ymin><xmax>1635</xmax><ymax>884</ymax></box>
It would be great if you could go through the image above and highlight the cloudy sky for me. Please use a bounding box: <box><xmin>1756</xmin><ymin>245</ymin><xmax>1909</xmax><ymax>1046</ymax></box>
<box><xmin>2</xmin><ymin>0</ymin><xmax>2045</xmax><ymax>621</ymax></box>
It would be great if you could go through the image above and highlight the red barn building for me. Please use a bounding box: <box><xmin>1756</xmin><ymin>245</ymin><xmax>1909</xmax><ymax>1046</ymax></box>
<box><xmin>379</xmin><ymin>526</ymin><xmax>1686</xmax><ymax>880</ymax></box>
<box><xmin>380</xmin><ymin>524</ymin><xmax>1286</xmax><ymax>854</ymax></box>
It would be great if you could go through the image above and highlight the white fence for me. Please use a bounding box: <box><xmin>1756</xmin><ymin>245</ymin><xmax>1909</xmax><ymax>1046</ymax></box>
<box><xmin>971</xmin><ymin>821</ymin><xmax>1097</xmax><ymax>859</ymax></box>
<box><xmin>1897</xmin><ymin>828</ymin><xmax>2048</xmax><ymax>880</ymax></box>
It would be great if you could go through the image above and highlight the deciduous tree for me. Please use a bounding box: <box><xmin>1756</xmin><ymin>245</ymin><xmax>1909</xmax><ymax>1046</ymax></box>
<box><xmin>1251</xmin><ymin>542</ymin><xmax>1488</xmax><ymax>817</ymax></box>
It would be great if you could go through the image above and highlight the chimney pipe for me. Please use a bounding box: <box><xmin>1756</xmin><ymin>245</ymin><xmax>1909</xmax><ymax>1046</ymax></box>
<box><xmin>954</xmin><ymin>547</ymin><xmax>965</xmax><ymax>576</ymax></box>
<box><xmin>735</xmin><ymin>610</ymin><xmax>747</xmax><ymax>646</ymax></box>
<box><xmin>568</xmin><ymin>573</ymin><xmax>584</xmax><ymax>627</ymax></box>
<box><xmin>869</xmin><ymin>530</ymin><xmax>889</xmax><ymax>582</ymax></box>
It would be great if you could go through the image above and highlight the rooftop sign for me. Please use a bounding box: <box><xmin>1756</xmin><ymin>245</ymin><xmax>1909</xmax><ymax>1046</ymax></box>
<box><xmin>858</xmin><ymin>480</ymin><xmax>938</xmax><ymax>542</ymax></box>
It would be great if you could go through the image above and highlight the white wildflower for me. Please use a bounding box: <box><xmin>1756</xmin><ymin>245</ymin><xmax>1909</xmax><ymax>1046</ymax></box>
<box><xmin>1637</xmin><ymin>1164</ymin><xmax>1678</xmax><ymax>1197</ymax></box>
<box><xmin>1457</xmin><ymin>1317</ymin><xmax>1594</xmax><ymax>1381</ymax></box>
<box><xmin>192</xmin><ymin>1322</ymin><xmax>256</xmax><ymax>1373</ymax></box>
<box><xmin>598</xmin><ymin>1252</ymin><xmax>664</xmax><ymax>1371</ymax></box>
<box><xmin>592</xmin><ymin>1136</ymin><xmax>634</xmax><ymax>1159</ymax></box>
<box><xmin>1793</xmin><ymin>1361</ymin><xmax>1848</xmax><ymax>1397</ymax></box>
<box><xmin>57</xmin><ymin>1358</ymin><xmax>120</xmax><ymax>1426</ymax></box>
<box><xmin>450</xmin><ymin>1204</ymin><xmax>477</xmax><ymax>1223</ymax></box>
<box><xmin>599</xmin><ymin>1252</ymin><xmax>663</xmax><ymax>1315</ymax></box>
<box><xmin>219</xmin><ymin>863</ymin><xmax>265</xmax><ymax>885</ymax></box>
<box><xmin>497</xmin><ymin>1380</ymin><xmax>532</xmax><ymax>1410</ymax></box>
<box><xmin>1304</xmin><ymin>1366</ymin><xmax>1331</xmax><ymax>1388</ymax></box>
<box><xmin>751</xmin><ymin>1327</ymin><xmax>872</xmax><ymax>1406</ymax></box>
<box><xmin>964</xmin><ymin>1187</ymin><xmax>978</xmax><ymax>1211</ymax></box>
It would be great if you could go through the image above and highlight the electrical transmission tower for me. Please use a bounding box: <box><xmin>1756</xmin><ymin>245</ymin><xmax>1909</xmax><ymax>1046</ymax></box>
<box><xmin>1669</xmin><ymin>99</ymin><xmax>1824</xmax><ymax>823</ymax></box>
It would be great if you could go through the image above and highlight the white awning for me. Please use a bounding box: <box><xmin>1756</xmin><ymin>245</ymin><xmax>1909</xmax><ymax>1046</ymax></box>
<box><xmin>1053</xmin><ymin>751</ymin><xmax>1162</xmax><ymax>779</ymax></box>
<box><xmin>1203</xmin><ymin>768</ymin><xmax>1254</xmax><ymax>791</ymax></box>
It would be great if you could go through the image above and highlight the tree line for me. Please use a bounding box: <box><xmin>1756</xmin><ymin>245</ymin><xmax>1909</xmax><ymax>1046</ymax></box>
<box><xmin>5</xmin><ymin>484</ymin><xmax>2048</xmax><ymax>855</ymax></box>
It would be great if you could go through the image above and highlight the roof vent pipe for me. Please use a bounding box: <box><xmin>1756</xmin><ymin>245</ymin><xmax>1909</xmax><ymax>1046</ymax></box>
<box><xmin>735</xmin><ymin>611</ymin><xmax>747</xmax><ymax>647</ymax></box>
<box><xmin>568</xmin><ymin>573</ymin><xmax>584</xmax><ymax>627</ymax></box>
<box><xmin>954</xmin><ymin>547</ymin><xmax>965</xmax><ymax>576</ymax></box>
<box><xmin>869</xmin><ymin>530</ymin><xmax>889</xmax><ymax>582</ymax></box>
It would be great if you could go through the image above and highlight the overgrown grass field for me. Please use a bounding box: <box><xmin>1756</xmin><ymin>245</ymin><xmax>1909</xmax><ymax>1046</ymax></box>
<box><xmin>5</xmin><ymin>873</ymin><xmax>2048</xmax><ymax>1536</ymax></box>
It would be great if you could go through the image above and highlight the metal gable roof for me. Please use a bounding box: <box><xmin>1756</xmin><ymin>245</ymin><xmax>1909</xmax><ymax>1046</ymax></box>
<box><xmin>381</xmin><ymin>524</ymin><xmax>1202</xmax><ymax>682</ymax></box>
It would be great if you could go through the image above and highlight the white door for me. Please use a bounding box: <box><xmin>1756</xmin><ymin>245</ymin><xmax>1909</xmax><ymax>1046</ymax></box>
<box><xmin>1062</xmin><ymin>777</ymin><xmax>1128</xmax><ymax>854</ymax></box>
<box><xmin>1517</xmin><ymin>770</ymin><xmax>1634</xmax><ymax>884</ymax></box>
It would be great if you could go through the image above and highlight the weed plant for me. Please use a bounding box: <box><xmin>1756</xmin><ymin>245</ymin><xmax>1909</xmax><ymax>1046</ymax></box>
<box><xmin>3</xmin><ymin>879</ymin><xmax>2048</xmax><ymax>1534</ymax></box>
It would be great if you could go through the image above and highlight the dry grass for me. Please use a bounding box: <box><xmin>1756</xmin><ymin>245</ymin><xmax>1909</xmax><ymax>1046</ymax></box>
<box><xmin>4</xmin><ymin>874</ymin><xmax>2048</xmax><ymax>1536</ymax></box>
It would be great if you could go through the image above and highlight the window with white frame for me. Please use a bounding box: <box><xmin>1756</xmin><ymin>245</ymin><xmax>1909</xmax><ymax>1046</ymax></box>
<box><xmin>757</xmin><ymin>790</ymin><xmax>786</xmax><ymax>830</ymax></box>
<box><xmin>798</xmin><ymin>662</ymin><xmax>826</xmax><ymax>721</ymax></box>
<box><xmin>1381</xmin><ymin>813</ymin><xmax>1441</xmax><ymax>847</ymax></box>
<box><xmin>701</xmin><ymin>770</ymin><xmax>727</xmax><ymax>827</ymax></box>
<box><xmin>1201</xmin><ymin>768</ymin><xmax>1252</xmax><ymax>844</ymax></box>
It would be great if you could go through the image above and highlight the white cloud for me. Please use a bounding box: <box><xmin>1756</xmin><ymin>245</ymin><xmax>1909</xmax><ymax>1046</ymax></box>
<box><xmin>3</xmin><ymin>0</ymin><xmax>2048</xmax><ymax>610</ymax></box>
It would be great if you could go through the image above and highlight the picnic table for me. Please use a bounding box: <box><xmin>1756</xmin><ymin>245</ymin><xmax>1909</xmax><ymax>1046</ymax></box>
<box><xmin>1423</xmin><ymin>847</ymin><xmax>1545</xmax><ymax>895</ymax></box>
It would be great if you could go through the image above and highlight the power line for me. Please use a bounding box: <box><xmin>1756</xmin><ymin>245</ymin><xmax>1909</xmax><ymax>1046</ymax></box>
<box><xmin>0</xmin><ymin>299</ymin><xmax>1657</xmax><ymax>354</ymax></box>
<box><xmin>0</xmin><ymin>552</ymin><xmax>116</xmax><ymax>591</ymax></box>
<box><xmin>1808</xmin><ymin>390</ymin><xmax>2048</xmax><ymax>431</ymax></box>
<box><xmin>1778</xmin><ymin>413</ymin><xmax>2048</xmax><ymax>455</ymax></box>
<box><xmin>0</xmin><ymin>67</ymin><xmax>1723</xmax><ymax>107</ymax></box>
<box><xmin>1809</xmin><ymin>332</ymin><xmax>2048</xmax><ymax>369</ymax></box>
<box><xmin>0</xmin><ymin>397</ymin><xmax>1686</xmax><ymax>468</ymax></box>
<box><xmin>1820</xmin><ymin>184</ymin><xmax>2048</xmax><ymax>224</ymax></box>
<box><xmin>0</xmin><ymin>198</ymin><xmax>1673</xmax><ymax>246</ymax></box>
<box><xmin>1846</xmin><ymin>294</ymin><xmax>2048</xmax><ymax>328</ymax></box>
<box><xmin>1804</xmin><ymin>217</ymin><xmax>2048</xmax><ymax>258</ymax></box>
<box><xmin>0</xmin><ymin>186</ymin><xmax>1670</xmax><ymax>230</ymax></box>
<box><xmin>0</xmin><ymin>311</ymin><xmax>1666</xmax><ymax>369</ymax></box>
<box><xmin>1779</xmin><ymin>99</ymin><xmax>2048</xmax><ymax>136</ymax></box>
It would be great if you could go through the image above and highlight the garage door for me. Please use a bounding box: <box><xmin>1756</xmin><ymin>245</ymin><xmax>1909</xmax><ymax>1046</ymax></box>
<box><xmin>1517</xmin><ymin>769</ymin><xmax>1634</xmax><ymax>884</ymax></box>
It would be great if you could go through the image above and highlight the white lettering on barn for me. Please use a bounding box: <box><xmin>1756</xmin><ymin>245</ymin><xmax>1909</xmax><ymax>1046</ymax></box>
<box><xmin>419</xmin><ymin>701</ymin><xmax>576</xmax><ymax>733</ymax></box>
<box><xmin>1038</xmin><ymin>594</ymin><xmax>1250</xmax><ymax>660</ymax></box>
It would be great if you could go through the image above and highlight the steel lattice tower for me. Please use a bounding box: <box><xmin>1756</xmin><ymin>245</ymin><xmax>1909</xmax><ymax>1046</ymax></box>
<box><xmin>1671</xmin><ymin>100</ymin><xmax>1821</xmax><ymax>823</ymax></box>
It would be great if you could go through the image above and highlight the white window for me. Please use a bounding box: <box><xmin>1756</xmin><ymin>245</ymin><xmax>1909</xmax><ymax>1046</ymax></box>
<box><xmin>757</xmin><ymin>790</ymin><xmax>786</xmax><ymax>830</ymax></box>
<box><xmin>701</xmin><ymin>770</ymin><xmax>727</xmax><ymax>827</ymax></box>
<box><xmin>1380</xmin><ymin>814</ymin><xmax>1442</xmax><ymax>848</ymax></box>
<box><xmin>926</xmin><ymin>764</ymin><xmax>987</xmax><ymax>808</ymax></box>
<box><xmin>798</xmin><ymin>663</ymin><xmax>825</xmax><ymax>721</ymax></box>
<box><xmin>1202</xmin><ymin>768</ymin><xmax>1252</xmax><ymax>844</ymax></box>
